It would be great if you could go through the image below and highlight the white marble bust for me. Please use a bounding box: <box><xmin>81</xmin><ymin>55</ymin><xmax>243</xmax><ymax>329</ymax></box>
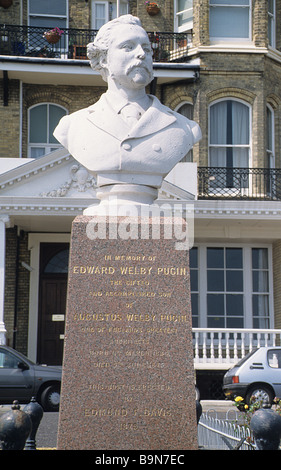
<box><xmin>54</xmin><ymin>15</ymin><xmax>201</xmax><ymax>207</ymax></box>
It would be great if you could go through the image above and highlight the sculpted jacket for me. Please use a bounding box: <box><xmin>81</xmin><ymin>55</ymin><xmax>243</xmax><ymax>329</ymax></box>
<box><xmin>53</xmin><ymin>93</ymin><xmax>202</xmax><ymax>189</ymax></box>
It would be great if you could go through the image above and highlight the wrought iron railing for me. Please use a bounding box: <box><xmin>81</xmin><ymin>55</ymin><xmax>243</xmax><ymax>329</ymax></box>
<box><xmin>198</xmin><ymin>413</ymin><xmax>255</xmax><ymax>450</ymax></box>
<box><xmin>198</xmin><ymin>167</ymin><xmax>281</xmax><ymax>200</ymax></box>
<box><xmin>0</xmin><ymin>24</ymin><xmax>192</xmax><ymax>62</ymax></box>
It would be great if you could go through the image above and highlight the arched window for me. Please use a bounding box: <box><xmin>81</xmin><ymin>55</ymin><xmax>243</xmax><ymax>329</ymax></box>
<box><xmin>209</xmin><ymin>99</ymin><xmax>251</xmax><ymax>190</ymax></box>
<box><xmin>176</xmin><ymin>102</ymin><xmax>194</xmax><ymax>162</ymax></box>
<box><xmin>28</xmin><ymin>103</ymin><xmax>67</xmax><ymax>158</ymax></box>
<box><xmin>209</xmin><ymin>99</ymin><xmax>250</xmax><ymax>168</ymax></box>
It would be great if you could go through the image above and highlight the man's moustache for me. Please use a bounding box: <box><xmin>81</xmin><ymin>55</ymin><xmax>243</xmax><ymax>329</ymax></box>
<box><xmin>126</xmin><ymin>63</ymin><xmax>152</xmax><ymax>74</ymax></box>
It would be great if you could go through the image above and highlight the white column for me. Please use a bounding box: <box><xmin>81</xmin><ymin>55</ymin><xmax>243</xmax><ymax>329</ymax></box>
<box><xmin>0</xmin><ymin>216</ymin><xmax>9</xmax><ymax>345</ymax></box>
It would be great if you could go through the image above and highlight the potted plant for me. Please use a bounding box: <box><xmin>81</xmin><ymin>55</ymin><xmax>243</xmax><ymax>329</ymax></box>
<box><xmin>43</xmin><ymin>27</ymin><xmax>64</xmax><ymax>44</ymax></box>
<box><xmin>145</xmin><ymin>1</ymin><xmax>160</xmax><ymax>15</ymax></box>
<box><xmin>0</xmin><ymin>0</ymin><xmax>13</xmax><ymax>8</ymax></box>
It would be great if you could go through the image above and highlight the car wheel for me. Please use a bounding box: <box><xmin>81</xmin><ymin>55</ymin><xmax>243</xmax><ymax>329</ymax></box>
<box><xmin>40</xmin><ymin>384</ymin><xmax>60</xmax><ymax>412</ymax></box>
<box><xmin>245</xmin><ymin>385</ymin><xmax>274</xmax><ymax>407</ymax></box>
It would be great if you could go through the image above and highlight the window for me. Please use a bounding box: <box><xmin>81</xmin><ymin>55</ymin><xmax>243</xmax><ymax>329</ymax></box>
<box><xmin>209</xmin><ymin>0</ymin><xmax>251</xmax><ymax>41</ymax></box>
<box><xmin>28</xmin><ymin>104</ymin><xmax>67</xmax><ymax>158</ymax></box>
<box><xmin>0</xmin><ymin>350</ymin><xmax>20</xmax><ymax>369</ymax></box>
<box><xmin>190</xmin><ymin>247</ymin><xmax>199</xmax><ymax>326</ymax></box>
<box><xmin>266</xmin><ymin>105</ymin><xmax>275</xmax><ymax>168</ymax></box>
<box><xmin>28</xmin><ymin>0</ymin><xmax>68</xmax><ymax>50</ymax></box>
<box><xmin>209</xmin><ymin>99</ymin><xmax>250</xmax><ymax>190</ymax></box>
<box><xmin>206</xmin><ymin>247</ymin><xmax>244</xmax><ymax>328</ymax></box>
<box><xmin>29</xmin><ymin>0</ymin><xmax>67</xmax><ymax>29</ymax></box>
<box><xmin>176</xmin><ymin>103</ymin><xmax>194</xmax><ymax>161</ymax></box>
<box><xmin>189</xmin><ymin>245</ymin><xmax>272</xmax><ymax>329</ymax></box>
<box><xmin>268</xmin><ymin>349</ymin><xmax>281</xmax><ymax>368</ymax></box>
<box><xmin>91</xmin><ymin>1</ymin><xmax>128</xmax><ymax>29</ymax></box>
<box><xmin>175</xmin><ymin>0</ymin><xmax>193</xmax><ymax>33</ymax></box>
<box><xmin>268</xmin><ymin>0</ymin><xmax>275</xmax><ymax>48</ymax></box>
<box><xmin>44</xmin><ymin>249</ymin><xmax>69</xmax><ymax>274</ymax></box>
<box><xmin>252</xmin><ymin>248</ymin><xmax>270</xmax><ymax>328</ymax></box>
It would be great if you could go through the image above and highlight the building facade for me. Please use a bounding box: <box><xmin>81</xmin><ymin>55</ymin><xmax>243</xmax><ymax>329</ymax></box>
<box><xmin>1</xmin><ymin>0</ymin><xmax>281</xmax><ymax>398</ymax></box>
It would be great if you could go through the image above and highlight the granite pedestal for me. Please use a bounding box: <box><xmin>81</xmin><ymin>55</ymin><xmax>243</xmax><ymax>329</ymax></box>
<box><xmin>57</xmin><ymin>215</ymin><xmax>198</xmax><ymax>450</ymax></box>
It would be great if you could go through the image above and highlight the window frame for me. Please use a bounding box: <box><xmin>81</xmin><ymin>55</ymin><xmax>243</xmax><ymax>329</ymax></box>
<box><xmin>27</xmin><ymin>0</ymin><xmax>68</xmax><ymax>53</ymax></box>
<box><xmin>208</xmin><ymin>98</ymin><xmax>252</xmax><ymax>195</ymax></box>
<box><xmin>266</xmin><ymin>104</ymin><xmax>275</xmax><ymax>169</ymax></box>
<box><xmin>174</xmin><ymin>0</ymin><xmax>193</xmax><ymax>33</ymax></box>
<box><xmin>209</xmin><ymin>0</ymin><xmax>252</xmax><ymax>43</ymax></box>
<box><xmin>268</xmin><ymin>0</ymin><xmax>276</xmax><ymax>49</ymax></box>
<box><xmin>91</xmin><ymin>0</ymin><xmax>129</xmax><ymax>29</ymax></box>
<box><xmin>28</xmin><ymin>103</ymin><xmax>68</xmax><ymax>158</ymax></box>
<box><xmin>190</xmin><ymin>244</ymin><xmax>273</xmax><ymax>329</ymax></box>
<box><xmin>175</xmin><ymin>101</ymin><xmax>194</xmax><ymax>161</ymax></box>
<box><xmin>28</xmin><ymin>0</ymin><xmax>68</xmax><ymax>28</ymax></box>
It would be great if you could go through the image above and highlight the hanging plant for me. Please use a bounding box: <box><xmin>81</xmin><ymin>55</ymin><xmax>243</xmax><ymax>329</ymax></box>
<box><xmin>145</xmin><ymin>1</ymin><xmax>160</xmax><ymax>16</ymax></box>
<box><xmin>0</xmin><ymin>0</ymin><xmax>13</xmax><ymax>8</ymax></box>
<box><xmin>43</xmin><ymin>27</ymin><xmax>64</xmax><ymax>44</ymax></box>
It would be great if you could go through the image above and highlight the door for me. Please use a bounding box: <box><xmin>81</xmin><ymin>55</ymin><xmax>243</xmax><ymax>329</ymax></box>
<box><xmin>38</xmin><ymin>243</ymin><xmax>69</xmax><ymax>365</ymax></box>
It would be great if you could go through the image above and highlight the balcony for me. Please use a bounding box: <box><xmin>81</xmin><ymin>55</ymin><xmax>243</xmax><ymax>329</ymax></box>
<box><xmin>198</xmin><ymin>167</ymin><xmax>281</xmax><ymax>200</ymax></box>
<box><xmin>0</xmin><ymin>24</ymin><xmax>192</xmax><ymax>63</ymax></box>
<box><xmin>193</xmin><ymin>328</ymin><xmax>281</xmax><ymax>369</ymax></box>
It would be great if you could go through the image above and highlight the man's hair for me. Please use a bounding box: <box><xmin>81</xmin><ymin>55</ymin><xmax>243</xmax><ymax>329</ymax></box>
<box><xmin>87</xmin><ymin>15</ymin><xmax>144</xmax><ymax>81</ymax></box>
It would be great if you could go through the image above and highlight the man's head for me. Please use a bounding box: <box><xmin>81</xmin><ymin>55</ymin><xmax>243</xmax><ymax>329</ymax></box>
<box><xmin>87</xmin><ymin>15</ymin><xmax>153</xmax><ymax>87</ymax></box>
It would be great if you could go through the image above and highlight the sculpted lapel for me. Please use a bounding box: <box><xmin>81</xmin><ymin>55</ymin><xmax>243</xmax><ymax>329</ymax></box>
<box><xmin>86</xmin><ymin>95</ymin><xmax>177</xmax><ymax>141</ymax></box>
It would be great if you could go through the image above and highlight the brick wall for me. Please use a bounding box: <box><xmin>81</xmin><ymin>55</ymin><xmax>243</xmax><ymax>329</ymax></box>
<box><xmin>0</xmin><ymin>0</ymin><xmax>21</xmax><ymax>24</ymax></box>
<box><xmin>0</xmin><ymin>80</ymin><xmax>20</xmax><ymax>158</ymax></box>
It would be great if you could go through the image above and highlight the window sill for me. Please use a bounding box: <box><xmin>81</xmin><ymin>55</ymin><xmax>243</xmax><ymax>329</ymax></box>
<box><xmin>196</xmin><ymin>42</ymin><xmax>268</xmax><ymax>55</ymax></box>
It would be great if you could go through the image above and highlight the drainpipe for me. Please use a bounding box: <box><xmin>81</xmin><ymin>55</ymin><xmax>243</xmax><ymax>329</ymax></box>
<box><xmin>19</xmin><ymin>80</ymin><xmax>22</xmax><ymax>158</ymax></box>
<box><xmin>0</xmin><ymin>216</ymin><xmax>9</xmax><ymax>345</ymax></box>
<box><xmin>12</xmin><ymin>227</ymin><xmax>20</xmax><ymax>349</ymax></box>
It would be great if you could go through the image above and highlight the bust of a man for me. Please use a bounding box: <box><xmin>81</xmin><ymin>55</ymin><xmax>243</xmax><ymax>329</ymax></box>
<box><xmin>54</xmin><ymin>15</ymin><xmax>201</xmax><ymax>207</ymax></box>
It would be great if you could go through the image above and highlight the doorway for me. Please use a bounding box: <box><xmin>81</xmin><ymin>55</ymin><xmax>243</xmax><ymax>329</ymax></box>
<box><xmin>37</xmin><ymin>243</ymin><xmax>69</xmax><ymax>365</ymax></box>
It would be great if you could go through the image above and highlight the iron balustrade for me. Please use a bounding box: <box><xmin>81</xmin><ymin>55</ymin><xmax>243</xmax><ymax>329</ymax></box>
<box><xmin>0</xmin><ymin>24</ymin><xmax>192</xmax><ymax>62</ymax></box>
<box><xmin>198</xmin><ymin>167</ymin><xmax>281</xmax><ymax>200</ymax></box>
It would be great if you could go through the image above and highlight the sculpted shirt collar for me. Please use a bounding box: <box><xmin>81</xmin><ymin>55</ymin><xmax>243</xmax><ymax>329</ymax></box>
<box><xmin>86</xmin><ymin>92</ymin><xmax>177</xmax><ymax>139</ymax></box>
<box><xmin>103</xmin><ymin>90</ymin><xmax>151</xmax><ymax>116</ymax></box>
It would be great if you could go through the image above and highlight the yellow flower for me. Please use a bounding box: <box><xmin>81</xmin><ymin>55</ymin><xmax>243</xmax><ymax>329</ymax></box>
<box><xmin>244</xmin><ymin>404</ymin><xmax>248</xmax><ymax>409</ymax></box>
<box><xmin>234</xmin><ymin>396</ymin><xmax>244</xmax><ymax>402</ymax></box>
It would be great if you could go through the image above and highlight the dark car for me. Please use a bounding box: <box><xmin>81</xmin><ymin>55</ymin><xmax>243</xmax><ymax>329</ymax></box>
<box><xmin>223</xmin><ymin>347</ymin><xmax>281</xmax><ymax>405</ymax></box>
<box><xmin>0</xmin><ymin>345</ymin><xmax>61</xmax><ymax>411</ymax></box>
